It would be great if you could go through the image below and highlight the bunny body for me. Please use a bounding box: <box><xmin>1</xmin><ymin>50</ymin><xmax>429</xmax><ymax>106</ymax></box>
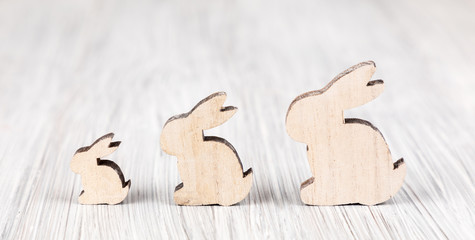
<box><xmin>286</xmin><ymin>61</ymin><xmax>406</xmax><ymax>205</ymax></box>
<box><xmin>71</xmin><ymin>133</ymin><xmax>130</xmax><ymax>205</ymax></box>
<box><xmin>175</xmin><ymin>136</ymin><xmax>252</xmax><ymax>205</ymax></box>
<box><xmin>161</xmin><ymin>92</ymin><xmax>253</xmax><ymax>206</ymax></box>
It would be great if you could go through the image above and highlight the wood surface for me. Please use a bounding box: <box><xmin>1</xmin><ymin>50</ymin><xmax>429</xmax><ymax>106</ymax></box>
<box><xmin>286</xmin><ymin>61</ymin><xmax>406</xmax><ymax>205</ymax></box>
<box><xmin>0</xmin><ymin>0</ymin><xmax>474</xmax><ymax>238</ymax></box>
<box><xmin>71</xmin><ymin>133</ymin><xmax>130</xmax><ymax>205</ymax></box>
<box><xmin>161</xmin><ymin>92</ymin><xmax>252</xmax><ymax>206</ymax></box>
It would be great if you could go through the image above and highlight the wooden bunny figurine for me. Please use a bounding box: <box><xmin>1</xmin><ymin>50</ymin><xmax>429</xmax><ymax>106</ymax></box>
<box><xmin>71</xmin><ymin>133</ymin><xmax>131</xmax><ymax>205</ymax></box>
<box><xmin>286</xmin><ymin>61</ymin><xmax>406</xmax><ymax>205</ymax></box>
<box><xmin>160</xmin><ymin>92</ymin><xmax>253</xmax><ymax>206</ymax></box>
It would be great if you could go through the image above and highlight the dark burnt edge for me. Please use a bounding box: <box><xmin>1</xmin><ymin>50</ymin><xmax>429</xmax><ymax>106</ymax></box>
<box><xmin>393</xmin><ymin>158</ymin><xmax>405</xmax><ymax>170</ymax></box>
<box><xmin>221</xmin><ymin>106</ymin><xmax>237</xmax><ymax>112</ymax></box>
<box><xmin>109</xmin><ymin>141</ymin><xmax>121</xmax><ymax>148</ymax></box>
<box><xmin>175</xmin><ymin>182</ymin><xmax>184</xmax><ymax>192</ymax></box>
<box><xmin>344</xmin><ymin>118</ymin><xmax>382</xmax><ymax>132</ymax></box>
<box><xmin>96</xmin><ymin>159</ymin><xmax>130</xmax><ymax>188</ymax></box>
<box><xmin>367</xmin><ymin>79</ymin><xmax>384</xmax><ymax>86</ymax></box>
<box><xmin>203</xmin><ymin>136</ymin><xmax>252</xmax><ymax>178</ymax></box>
<box><xmin>300</xmin><ymin>177</ymin><xmax>315</xmax><ymax>190</ymax></box>
<box><xmin>243</xmin><ymin>168</ymin><xmax>253</xmax><ymax>178</ymax></box>
<box><xmin>75</xmin><ymin>133</ymin><xmax>118</xmax><ymax>154</ymax></box>
<box><xmin>286</xmin><ymin>61</ymin><xmax>376</xmax><ymax>121</ymax></box>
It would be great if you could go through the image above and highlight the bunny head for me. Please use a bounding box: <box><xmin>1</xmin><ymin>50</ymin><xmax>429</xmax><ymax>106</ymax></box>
<box><xmin>286</xmin><ymin>61</ymin><xmax>384</xmax><ymax>143</ymax></box>
<box><xmin>160</xmin><ymin>92</ymin><xmax>237</xmax><ymax>156</ymax></box>
<box><xmin>286</xmin><ymin>93</ymin><xmax>322</xmax><ymax>143</ymax></box>
<box><xmin>70</xmin><ymin>133</ymin><xmax>121</xmax><ymax>174</ymax></box>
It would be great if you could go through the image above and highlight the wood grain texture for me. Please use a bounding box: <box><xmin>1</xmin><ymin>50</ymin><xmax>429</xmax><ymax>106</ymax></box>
<box><xmin>286</xmin><ymin>61</ymin><xmax>406</xmax><ymax>206</ymax></box>
<box><xmin>71</xmin><ymin>133</ymin><xmax>130</xmax><ymax>205</ymax></box>
<box><xmin>161</xmin><ymin>92</ymin><xmax>253</xmax><ymax>206</ymax></box>
<box><xmin>0</xmin><ymin>0</ymin><xmax>473</xmax><ymax>238</ymax></box>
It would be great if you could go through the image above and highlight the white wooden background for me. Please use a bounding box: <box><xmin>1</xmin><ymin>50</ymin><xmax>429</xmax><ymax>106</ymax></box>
<box><xmin>0</xmin><ymin>0</ymin><xmax>473</xmax><ymax>239</ymax></box>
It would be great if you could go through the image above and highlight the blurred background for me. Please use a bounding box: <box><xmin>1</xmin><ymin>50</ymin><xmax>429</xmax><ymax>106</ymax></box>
<box><xmin>0</xmin><ymin>0</ymin><xmax>473</xmax><ymax>238</ymax></box>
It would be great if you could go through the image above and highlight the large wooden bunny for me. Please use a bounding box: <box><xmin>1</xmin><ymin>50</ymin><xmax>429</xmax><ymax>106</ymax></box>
<box><xmin>286</xmin><ymin>61</ymin><xmax>406</xmax><ymax>205</ymax></box>
<box><xmin>71</xmin><ymin>133</ymin><xmax>131</xmax><ymax>205</ymax></box>
<box><xmin>160</xmin><ymin>92</ymin><xmax>253</xmax><ymax>206</ymax></box>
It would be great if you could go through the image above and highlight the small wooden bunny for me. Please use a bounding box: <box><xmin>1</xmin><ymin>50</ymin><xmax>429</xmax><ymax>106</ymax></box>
<box><xmin>71</xmin><ymin>133</ymin><xmax>131</xmax><ymax>205</ymax></box>
<box><xmin>160</xmin><ymin>92</ymin><xmax>253</xmax><ymax>206</ymax></box>
<box><xmin>286</xmin><ymin>61</ymin><xmax>406</xmax><ymax>205</ymax></box>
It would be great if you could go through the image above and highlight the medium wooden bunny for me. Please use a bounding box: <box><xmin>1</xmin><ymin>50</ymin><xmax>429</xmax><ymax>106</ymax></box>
<box><xmin>286</xmin><ymin>61</ymin><xmax>406</xmax><ymax>205</ymax></box>
<box><xmin>71</xmin><ymin>133</ymin><xmax>131</xmax><ymax>205</ymax></box>
<box><xmin>160</xmin><ymin>92</ymin><xmax>253</xmax><ymax>206</ymax></box>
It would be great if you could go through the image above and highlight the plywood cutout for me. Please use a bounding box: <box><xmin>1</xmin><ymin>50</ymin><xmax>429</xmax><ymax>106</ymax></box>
<box><xmin>160</xmin><ymin>92</ymin><xmax>253</xmax><ymax>206</ymax></box>
<box><xmin>286</xmin><ymin>61</ymin><xmax>406</xmax><ymax>205</ymax></box>
<box><xmin>71</xmin><ymin>133</ymin><xmax>131</xmax><ymax>205</ymax></box>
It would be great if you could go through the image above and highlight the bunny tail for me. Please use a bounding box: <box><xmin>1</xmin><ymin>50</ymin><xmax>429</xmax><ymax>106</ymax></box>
<box><xmin>122</xmin><ymin>180</ymin><xmax>131</xmax><ymax>195</ymax></box>
<box><xmin>391</xmin><ymin>159</ymin><xmax>406</xmax><ymax>196</ymax></box>
<box><xmin>219</xmin><ymin>168</ymin><xmax>253</xmax><ymax>206</ymax></box>
<box><xmin>124</xmin><ymin>180</ymin><xmax>131</xmax><ymax>189</ymax></box>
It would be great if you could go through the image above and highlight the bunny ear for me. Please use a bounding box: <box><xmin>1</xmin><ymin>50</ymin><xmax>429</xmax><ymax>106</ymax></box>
<box><xmin>91</xmin><ymin>133</ymin><xmax>114</xmax><ymax>148</ymax></box>
<box><xmin>190</xmin><ymin>92</ymin><xmax>237</xmax><ymax>130</ymax></box>
<box><xmin>90</xmin><ymin>133</ymin><xmax>121</xmax><ymax>157</ymax></box>
<box><xmin>327</xmin><ymin>61</ymin><xmax>383</xmax><ymax>110</ymax></box>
